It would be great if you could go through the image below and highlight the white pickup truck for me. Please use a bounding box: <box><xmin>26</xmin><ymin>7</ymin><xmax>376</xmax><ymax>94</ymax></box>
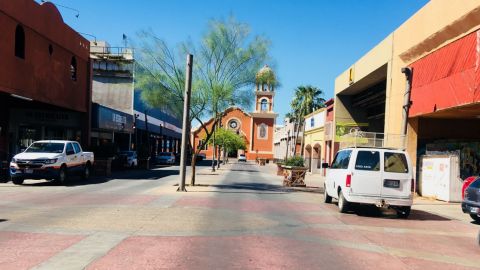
<box><xmin>10</xmin><ymin>140</ymin><xmax>94</xmax><ymax>185</ymax></box>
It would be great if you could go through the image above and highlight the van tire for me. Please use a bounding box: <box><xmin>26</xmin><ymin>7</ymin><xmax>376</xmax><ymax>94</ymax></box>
<box><xmin>323</xmin><ymin>184</ymin><xmax>332</xmax><ymax>203</ymax></box>
<box><xmin>338</xmin><ymin>190</ymin><xmax>349</xmax><ymax>213</ymax></box>
<box><xmin>397</xmin><ymin>206</ymin><xmax>411</xmax><ymax>219</ymax></box>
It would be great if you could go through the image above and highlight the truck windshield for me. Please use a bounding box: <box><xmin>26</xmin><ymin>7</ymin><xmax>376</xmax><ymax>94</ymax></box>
<box><xmin>25</xmin><ymin>143</ymin><xmax>64</xmax><ymax>153</ymax></box>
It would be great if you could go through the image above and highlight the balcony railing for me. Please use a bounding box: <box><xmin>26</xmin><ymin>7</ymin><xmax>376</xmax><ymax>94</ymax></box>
<box><xmin>90</xmin><ymin>46</ymin><xmax>134</xmax><ymax>60</ymax></box>
<box><xmin>338</xmin><ymin>131</ymin><xmax>406</xmax><ymax>150</ymax></box>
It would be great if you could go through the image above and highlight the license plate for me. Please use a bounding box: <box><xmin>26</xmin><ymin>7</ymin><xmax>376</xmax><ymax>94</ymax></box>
<box><xmin>25</xmin><ymin>169</ymin><xmax>33</xmax><ymax>174</ymax></box>
<box><xmin>384</xmin><ymin>179</ymin><xmax>400</xmax><ymax>188</ymax></box>
<box><xmin>470</xmin><ymin>207</ymin><xmax>479</xmax><ymax>214</ymax></box>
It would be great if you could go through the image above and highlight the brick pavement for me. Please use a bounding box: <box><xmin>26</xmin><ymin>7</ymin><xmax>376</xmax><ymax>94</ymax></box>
<box><xmin>0</xmin><ymin>161</ymin><xmax>478</xmax><ymax>269</ymax></box>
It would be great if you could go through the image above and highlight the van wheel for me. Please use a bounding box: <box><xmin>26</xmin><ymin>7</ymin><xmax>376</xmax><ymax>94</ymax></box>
<box><xmin>338</xmin><ymin>190</ymin><xmax>349</xmax><ymax>213</ymax></box>
<box><xmin>323</xmin><ymin>184</ymin><xmax>332</xmax><ymax>203</ymax></box>
<box><xmin>470</xmin><ymin>214</ymin><xmax>480</xmax><ymax>223</ymax></box>
<box><xmin>397</xmin><ymin>206</ymin><xmax>411</xmax><ymax>219</ymax></box>
<box><xmin>12</xmin><ymin>178</ymin><xmax>24</xmax><ymax>185</ymax></box>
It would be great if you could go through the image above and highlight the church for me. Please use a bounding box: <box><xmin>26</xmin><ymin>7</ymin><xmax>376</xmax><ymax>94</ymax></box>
<box><xmin>191</xmin><ymin>65</ymin><xmax>278</xmax><ymax>161</ymax></box>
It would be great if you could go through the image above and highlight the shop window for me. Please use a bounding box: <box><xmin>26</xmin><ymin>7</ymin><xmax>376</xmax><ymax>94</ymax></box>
<box><xmin>70</xmin><ymin>57</ymin><xmax>77</xmax><ymax>81</ymax></box>
<box><xmin>15</xmin><ymin>25</ymin><xmax>25</xmax><ymax>59</ymax></box>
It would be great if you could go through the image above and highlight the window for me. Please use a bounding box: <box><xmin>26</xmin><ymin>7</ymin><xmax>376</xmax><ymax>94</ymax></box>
<box><xmin>330</xmin><ymin>150</ymin><xmax>352</xmax><ymax>169</ymax></box>
<box><xmin>15</xmin><ymin>25</ymin><xmax>25</xmax><ymax>59</ymax></box>
<box><xmin>228</xmin><ymin>120</ymin><xmax>238</xmax><ymax>129</ymax></box>
<box><xmin>70</xmin><ymin>57</ymin><xmax>77</xmax><ymax>81</ymax></box>
<box><xmin>310</xmin><ymin>117</ymin><xmax>315</xmax><ymax>128</ymax></box>
<box><xmin>260</xmin><ymin>99</ymin><xmax>268</xmax><ymax>112</ymax></box>
<box><xmin>48</xmin><ymin>44</ymin><xmax>53</xmax><ymax>56</ymax></box>
<box><xmin>66</xmin><ymin>143</ymin><xmax>75</xmax><ymax>155</ymax></box>
<box><xmin>384</xmin><ymin>152</ymin><xmax>409</xmax><ymax>173</ymax></box>
<box><xmin>258</xmin><ymin>123</ymin><xmax>267</xmax><ymax>139</ymax></box>
<box><xmin>355</xmin><ymin>151</ymin><xmax>380</xmax><ymax>171</ymax></box>
<box><xmin>73</xmin><ymin>143</ymin><xmax>81</xmax><ymax>154</ymax></box>
<box><xmin>198</xmin><ymin>140</ymin><xmax>208</xmax><ymax>150</ymax></box>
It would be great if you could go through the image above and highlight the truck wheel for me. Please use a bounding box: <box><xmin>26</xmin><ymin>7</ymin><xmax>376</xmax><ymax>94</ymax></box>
<box><xmin>12</xmin><ymin>178</ymin><xmax>24</xmax><ymax>185</ymax></box>
<box><xmin>470</xmin><ymin>214</ymin><xmax>480</xmax><ymax>223</ymax></box>
<box><xmin>323</xmin><ymin>184</ymin><xmax>332</xmax><ymax>204</ymax></box>
<box><xmin>57</xmin><ymin>166</ymin><xmax>68</xmax><ymax>185</ymax></box>
<box><xmin>82</xmin><ymin>164</ymin><xmax>91</xmax><ymax>180</ymax></box>
<box><xmin>338</xmin><ymin>190</ymin><xmax>350</xmax><ymax>213</ymax></box>
<box><xmin>397</xmin><ymin>206</ymin><xmax>411</xmax><ymax>219</ymax></box>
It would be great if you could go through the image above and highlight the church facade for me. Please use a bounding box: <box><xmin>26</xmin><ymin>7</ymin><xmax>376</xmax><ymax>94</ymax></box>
<box><xmin>191</xmin><ymin>65</ymin><xmax>278</xmax><ymax>161</ymax></box>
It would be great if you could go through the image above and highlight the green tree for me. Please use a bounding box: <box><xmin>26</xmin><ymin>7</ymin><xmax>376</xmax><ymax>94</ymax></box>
<box><xmin>135</xmin><ymin>17</ymin><xmax>271</xmax><ymax>186</ymax></box>
<box><xmin>206</xmin><ymin>128</ymin><xmax>246</xmax><ymax>164</ymax></box>
<box><xmin>289</xmin><ymin>85</ymin><xmax>326</xmax><ymax>156</ymax></box>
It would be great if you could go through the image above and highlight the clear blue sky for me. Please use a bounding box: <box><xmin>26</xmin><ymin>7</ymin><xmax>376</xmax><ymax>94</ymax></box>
<box><xmin>40</xmin><ymin>0</ymin><xmax>429</xmax><ymax>120</ymax></box>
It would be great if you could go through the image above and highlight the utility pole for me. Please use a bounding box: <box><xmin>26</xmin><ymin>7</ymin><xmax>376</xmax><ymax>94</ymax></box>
<box><xmin>178</xmin><ymin>54</ymin><xmax>193</xmax><ymax>192</ymax></box>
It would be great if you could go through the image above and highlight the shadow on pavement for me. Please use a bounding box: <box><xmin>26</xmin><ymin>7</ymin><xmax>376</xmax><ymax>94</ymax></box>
<box><xmin>190</xmin><ymin>182</ymin><xmax>289</xmax><ymax>193</ymax></box>
<box><xmin>19</xmin><ymin>168</ymin><xmax>179</xmax><ymax>187</ymax></box>
<box><xmin>0</xmin><ymin>219</ymin><xmax>7</xmax><ymax>223</ymax></box>
<box><xmin>346</xmin><ymin>204</ymin><xmax>452</xmax><ymax>221</ymax></box>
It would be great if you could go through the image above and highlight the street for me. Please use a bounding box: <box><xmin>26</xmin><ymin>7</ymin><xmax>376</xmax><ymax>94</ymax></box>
<box><xmin>0</xmin><ymin>161</ymin><xmax>479</xmax><ymax>269</ymax></box>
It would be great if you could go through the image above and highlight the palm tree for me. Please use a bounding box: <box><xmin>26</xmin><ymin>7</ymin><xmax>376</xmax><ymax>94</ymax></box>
<box><xmin>289</xmin><ymin>86</ymin><xmax>326</xmax><ymax>157</ymax></box>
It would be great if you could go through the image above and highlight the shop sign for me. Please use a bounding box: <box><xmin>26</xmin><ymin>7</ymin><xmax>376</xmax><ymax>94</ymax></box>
<box><xmin>11</xmin><ymin>109</ymin><xmax>81</xmax><ymax>127</ymax></box>
<box><xmin>97</xmin><ymin>105</ymin><xmax>133</xmax><ymax>133</ymax></box>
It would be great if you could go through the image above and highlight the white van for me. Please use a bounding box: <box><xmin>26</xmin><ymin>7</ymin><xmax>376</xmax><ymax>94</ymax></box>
<box><xmin>323</xmin><ymin>147</ymin><xmax>414</xmax><ymax>218</ymax></box>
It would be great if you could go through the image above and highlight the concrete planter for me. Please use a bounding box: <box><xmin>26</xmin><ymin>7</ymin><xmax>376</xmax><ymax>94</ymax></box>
<box><xmin>281</xmin><ymin>165</ymin><xmax>307</xmax><ymax>187</ymax></box>
<box><xmin>276</xmin><ymin>163</ymin><xmax>285</xmax><ymax>176</ymax></box>
<box><xmin>94</xmin><ymin>158</ymin><xmax>113</xmax><ymax>177</ymax></box>
<box><xmin>138</xmin><ymin>158</ymin><xmax>151</xmax><ymax>170</ymax></box>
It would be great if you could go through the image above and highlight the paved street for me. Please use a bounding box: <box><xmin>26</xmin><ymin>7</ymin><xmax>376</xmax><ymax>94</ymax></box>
<box><xmin>0</xmin><ymin>161</ymin><xmax>479</xmax><ymax>269</ymax></box>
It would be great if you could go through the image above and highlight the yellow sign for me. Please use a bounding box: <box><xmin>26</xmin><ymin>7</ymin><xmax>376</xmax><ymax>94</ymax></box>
<box><xmin>348</xmin><ymin>67</ymin><xmax>354</xmax><ymax>84</ymax></box>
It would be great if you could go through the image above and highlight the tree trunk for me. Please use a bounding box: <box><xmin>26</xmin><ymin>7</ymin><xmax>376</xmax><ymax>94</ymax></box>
<box><xmin>300</xmin><ymin>123</ymin><xmax>306</xmax><ymax>157</ymax></box>
<box><xmin>294</xmin><ymin>120</ymin><xmax>301</xmax><ymax>156</ymax></box>
<box><xmin>190</xmin><ymin>153</ymin><xmax>197</xmax><ymax>186</ymax></box>
<box><xmin>217</xmin><ymin>146</ymin><xmax>221</xmax><ymax>169</ymax></box>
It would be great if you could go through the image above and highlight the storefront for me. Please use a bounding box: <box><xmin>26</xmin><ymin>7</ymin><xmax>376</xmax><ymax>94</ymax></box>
<box><xmin>408</xmin><ymin>29</ymin><xmax>480</xmax><ymax>182</ymax></box>
<box><xmin>91</xmin><ymin>103</ymin><xmax>134</xmax><ymax>150</ymax></box>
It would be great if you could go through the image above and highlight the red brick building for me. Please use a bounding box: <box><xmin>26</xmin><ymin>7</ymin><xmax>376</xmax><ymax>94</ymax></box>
<box><xmin>0</xmin><ymin>0</ymin><xmax>91</xmax><ymax>161</ymax></box>
<box><xmin>192</xmin><ymin>66</ymin><xmax>278</xmax><ymax>161</ymax></box>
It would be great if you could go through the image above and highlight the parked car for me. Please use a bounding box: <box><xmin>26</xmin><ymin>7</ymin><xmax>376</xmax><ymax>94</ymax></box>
<box><xmin>119</xmin><ymin>151</ymin><xmax>138</xmax><ymax>168</ymax></box>
<box><xmin>238</xmin><ymin>154</ymin><xmax>247</xmax><ymax>162</ymax></box>
<box><xmin>196</xmin><ymin>153</ymin><xmax>206</xmax><ymax>161</ymax></box>
<box><xmin>10</xmin><ymin>140</ymin><xmax>94</xmax><ymax>185</ymax></box>
<box><xmin>156</xmin><ymin>152</ymin><xmax>176</xmax><ymax>165</ymax></box>
<box><xmin>323</xmin><ymin>147</ymin><xmax>414</xmax><ymax>218</ymax></box>
<box><xmin>462</xmin><ymin>177</ymin><xmax>480</xmax><ymax>223</ymax></box>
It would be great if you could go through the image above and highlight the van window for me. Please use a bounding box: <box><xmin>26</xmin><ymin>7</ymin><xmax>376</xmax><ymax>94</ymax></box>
<box><xmin>355</xmin><ymin>151</ymin><xmax>380</xmax><ymax>171</ymax></box>
<box><xmin>384</xmin><ymin>152</ymin><xmax>409</xmax><ymax>173</ymax></box>
<box><xmin>331</xmin><ymin>150</ymin><xmax>352</xmax><ymax>169</ymax></box>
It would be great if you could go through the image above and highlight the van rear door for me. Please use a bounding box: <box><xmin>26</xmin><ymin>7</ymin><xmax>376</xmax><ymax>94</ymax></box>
<box><xmin>351</xmin><ymin>150</ymin><xmax>382</xmax><ymax>197</ymax></box>
<box><xmin>382</xmin><ymin>151</ymin><xmax>412</xmax><ymax>199</ymax></box>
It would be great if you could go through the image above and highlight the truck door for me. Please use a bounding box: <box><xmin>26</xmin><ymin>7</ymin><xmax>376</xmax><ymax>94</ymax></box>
<box><xmin>382</xmin><ymin>151</ymin><xmax>411</xmax><ymax>199</ymax></box>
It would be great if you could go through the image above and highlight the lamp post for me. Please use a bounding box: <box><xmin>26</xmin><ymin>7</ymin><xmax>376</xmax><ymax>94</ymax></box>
<box><xmin>134</xmin><ymin>113</ymin><xmax>139</xmax><ymax>151</ymax></box>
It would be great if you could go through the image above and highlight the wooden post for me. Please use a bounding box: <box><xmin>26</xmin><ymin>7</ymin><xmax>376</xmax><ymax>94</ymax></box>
<box><xmin>178</xmin><ymin>54</ymin><xmax>193</xmax><ymax>192</ymax></box>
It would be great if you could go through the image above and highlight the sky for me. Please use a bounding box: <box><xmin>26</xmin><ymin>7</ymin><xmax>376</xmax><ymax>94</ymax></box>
<box><xmin>39</xmin><ymin>0</ymin><xmax>429</xmax><ymax>121</ymax></box>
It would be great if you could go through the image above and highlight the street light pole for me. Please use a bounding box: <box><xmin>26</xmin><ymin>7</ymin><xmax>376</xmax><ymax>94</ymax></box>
<box><xmin>178</xmin><ymin>54</ymin><xmax>193</xmax><ymax>192</ymax></box>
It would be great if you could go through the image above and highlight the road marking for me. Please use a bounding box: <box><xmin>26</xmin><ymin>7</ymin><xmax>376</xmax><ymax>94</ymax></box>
<box><xmin>32</xmin><ymin>232</ymin><xmax>128</xmax><ymax>270</ymax></box>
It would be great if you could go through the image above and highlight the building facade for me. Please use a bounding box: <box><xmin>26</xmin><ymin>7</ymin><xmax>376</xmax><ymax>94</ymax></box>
<box><xmin>273</xmin><ymin>118</ymin><xmax>302</xmax><ymax>162</ymax></box>
<box><xmin>133</xmin><ymin>91</ymin><xmax>182</xmax><ymax>157</ymax></box>
<box><xmin>192</xmin><ymin>65</ymin><xmax>278</xmax><ymax>161</ymax></box>
<box><xmin>333</xmin><ymin>1</ymin><xmax>480</xmax><ymax>195</ymax></box>
<box><xmin>304</xmin><ymin>108</ymin><xmax>326</xmax><ymax>174</ymax></box>
<box><xmin>0</xmin><ymin>0</ymin><xmax>91</xmax><ymax>163</ymax></box>
<box><xmin>90</xmin><ymin>41</ymin><xmax>134</xmax><ymax>151</ymax></box>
